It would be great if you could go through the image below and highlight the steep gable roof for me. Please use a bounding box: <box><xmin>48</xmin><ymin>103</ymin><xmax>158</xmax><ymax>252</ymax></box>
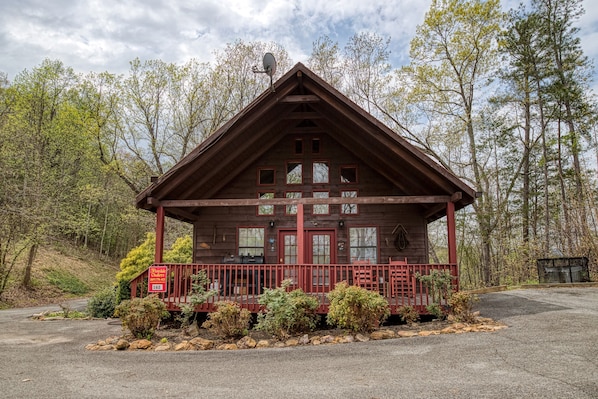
<box><xmin>136</xmin><ymin>62</ymin><xmax>476</xmax><ymax>221</ymax></box>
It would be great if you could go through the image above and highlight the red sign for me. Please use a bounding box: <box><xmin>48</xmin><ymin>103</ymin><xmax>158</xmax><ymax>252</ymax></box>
<box><xmin>148</xmin><ymin>266</ymin><xmax>168</xmax><ymax>293</ymax></box>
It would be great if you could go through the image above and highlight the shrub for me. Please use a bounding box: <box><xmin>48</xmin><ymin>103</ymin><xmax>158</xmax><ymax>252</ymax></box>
<box><xmin>177</xmin><ymin>270</ymin><xmax>217</xmax><ymax>328</ymax></box>
<box><xmin>114</xmin><ymin>294</ymin><xmax>169</xmax><ymax>339</ymax></box>
<box><xmin>326</xmin><ymin>282</ymin><xmax>390</xmax><ymax>333</ymax></box>
<box><xmin>426</xmin><ymin>303</ymin><xmax>446</xmax><ymax>319</ymax></box>
<box><xmin>397</xmin><ymin>305</ymin><xmax>419</xmax><ymax>324</ymax></box>
<box><xmin>415</xmin><ymin>269</ymin><xmax>454</xmax><ymax>304</ymax></box>
<box><xmin>448</xmin><ymin>291</ymin><xmax>479</xmax><ymax>323</ymax></box>
<box><xmin>87</xmin><ymin>287</ymin><xmax>117</xmax><ymax>318</ymax></box>
<box><xmin>202</xmin><ymin>301</ymin><xmax>251</xmax><ymax>339</ymax></box>
<box><xmin>115</xmin><ymin>279</ymin><xmax>131</xmax><ymax>304</ymax></box>
<box><xmin>255</xmin><ymin>279</ymin><xmax>319</xmax><ymax>339</ymax></box>
<box><xmin>116</xmin><ymin>233</ymin><xmax>155</xmax><ymax>283</ymax></box>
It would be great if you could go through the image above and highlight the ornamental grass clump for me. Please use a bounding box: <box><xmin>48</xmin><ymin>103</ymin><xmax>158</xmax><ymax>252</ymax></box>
<box><xmin>202</xmin><ymin>301</ymin><xmax>251</xmax><ymax>339</ymax></box>
<box><xmin>114</xmin><ymin>294</ymin><xmax>169</xmax><ymax>339</ymax></box>
<box><xmin>326</xmin><ymin>282</ymin><xmax>390</xmax><ymax>333</ymax></box>
<box><xmin>255</xmin><ymin>279</ymin><xmax>319</xmax><ymax>339</ymax></box>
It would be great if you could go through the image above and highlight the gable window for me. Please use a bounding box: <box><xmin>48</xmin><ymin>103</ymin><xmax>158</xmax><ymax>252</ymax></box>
<box><xmin>313</xmin><ymin>191</ymin><xmax>329</xmax><ymax>215</ymax></box>
<box><xmin>341</xmin><ymin>190</ymin><xmax>358</xmax><ymax>215</ymax></box>
<box><xmin>258</xmin><ymin>168</ymin><xmax>275</xmax><ymax>185</ymax></box>
<box><xmin>313</xmin><ymin>161</ymin><xmax>329</xmax><ymax>184</ymax></box>
<box><xmin>286</xmin><ymin>191</ymin><xmax>302</xmax><ymax>215</ymax></box>
<box><xmin>349</xmin><ymin>227</ymin><xmax>377</xmax><ymax>263</ymax></box>
<box><xmin>340</xmin><ymin>166</ymin><xmax>357</xmax><ymax>184</ymax></box>
<box><xmin>312</xmin><ymin>138</ymin><xmax>321</xmax><ymax>154</ymax></box>
<box><xmin>238</xmin><ymin>228</ymin><xmax>265</xmax><ymax>256</ymax></box>
<box><xmin>286</xmin><ymin>162</ymin><xmax>302</xmax><ymax>184</ymax></box>
<box><xmin>294</xmin><ymin>139</ymin><xmax>303</xmax><ymax>154</ymax></box>
<box><xmin>258</xmin><ymin>192</ymin><xmax>274</xmax><ymax>215</ymax></box>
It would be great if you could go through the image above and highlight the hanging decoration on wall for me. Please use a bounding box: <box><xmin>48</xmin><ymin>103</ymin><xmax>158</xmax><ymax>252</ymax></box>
<box><xmin>392</xmin><ymin>224</ymin><xmax>409</xmax><ymax>251</ymax></box>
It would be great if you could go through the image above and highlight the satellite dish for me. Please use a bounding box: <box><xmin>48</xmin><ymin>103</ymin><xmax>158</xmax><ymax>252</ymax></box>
<box><xmin>263</xmin><ymin>53</ymin><xmax>276</xmax><ymax>77</ymax></box>
<box><xmin>252</xmin><ymin>53</ymin><xmax>277</xmax><ymax>92</ymax></box>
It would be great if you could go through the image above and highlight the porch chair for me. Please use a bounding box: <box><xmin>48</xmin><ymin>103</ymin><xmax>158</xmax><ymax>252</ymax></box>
<box><xmin>353</xmin><ymin>260</ymin><xmax>379</xmax><ymax>292</ymax></box>
<box><xmin>389</xmin><ymin>269</ymin><xmax>416</xmax><ymax>298</ymax></box>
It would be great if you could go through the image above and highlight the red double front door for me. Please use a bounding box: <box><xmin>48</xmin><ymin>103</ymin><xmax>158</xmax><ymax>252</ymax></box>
<box><xmin>278</xmin><ymin>229</ymin><xmax>336</xmax><ymax>292</ymax></box>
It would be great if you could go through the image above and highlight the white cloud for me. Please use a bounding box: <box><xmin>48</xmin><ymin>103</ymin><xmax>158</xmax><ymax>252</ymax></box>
<box><xmin>0</xmin><ymin>0</ymin><xmax>596</xmax><ymax>85</ymax></box>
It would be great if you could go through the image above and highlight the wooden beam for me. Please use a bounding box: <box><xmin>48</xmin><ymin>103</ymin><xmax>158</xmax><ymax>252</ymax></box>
<box><xmin>447</xmin><ymin>201</ymin><xmax>457</xmax><ymax>264</ymax></box>
<box><xmin>155</xmin><ymin>206</ymin><xmax>165</xmax><ymax>263</ymax></box>
<box><xmin>280</xmin><ymin>95</ymin><xmax>320</xmax><ymax>103</ymax></box>
<box><xmin>158</xmin><ymin>195</ymin><xmax>453</xmax><ymax>208</ymax></box>
<box><xmin>297</xmin><ymin>204</ymin><xmax>304</xmax><ymax>264</ymax></box>
<box><xmin>285</xmin><ymin>112</ymin><xmax>323</xmax><ymax>120</ymax></box>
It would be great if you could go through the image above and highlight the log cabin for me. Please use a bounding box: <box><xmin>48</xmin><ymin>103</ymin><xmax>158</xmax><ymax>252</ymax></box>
<box><xmin>132</xmin><ymin>62</ymin><xmax>476</xmax><ymax>314</ymax></box>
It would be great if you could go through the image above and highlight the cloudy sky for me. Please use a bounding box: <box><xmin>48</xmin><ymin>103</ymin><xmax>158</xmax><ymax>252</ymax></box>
<box><xmin>1</xmin><ymin>0</ymin><xmax>597</xmax><ymax>81</ymax></box>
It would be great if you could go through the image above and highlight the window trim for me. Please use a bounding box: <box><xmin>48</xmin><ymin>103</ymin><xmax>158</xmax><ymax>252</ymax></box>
<box><xmin>286</xmin><ymin>161</ymin><xmax>303</xmax><ymax>185</ymax></box>
<box><xmin>340</xmin><ymin>165</ymin><xmax>358</xmax><ymax>184</ymax></box>
<box><xmin>312</xmin><ymin>160</ymin><xmax>330</xmax><ymax>185</ymax></box>
<box><xmin>311</xmin><ymin>137</ymin><xmax>321</xmax><ymax>154</ymax></box>
<box><xmin>312</xmin><ymin>190</ymin><xmax>330</xmax><ymax>215</ymax></box>
<box><xmin>285</xmin><ymin>191</ymin><xmax>302</xmax><ymax>215</ymax></box>
<box><xmin>257</xmin><ymin>167</ymin><xmax>276</xmax><ymax>186</ymax></box>
<box><xmin>238</xmin><ymin>227</ymin><xmax>265</xmax><ymax>256</ymax></box>
<box><xmin>341</xmin><ymin>189</ymin><xmax>359</xmax><ymax>215</ymax></box>
<box><xmin>349</xmin><ymin>226</ymin><xmax>378</xmax><ymax>264</ymax></box>
<box><xmin>257</xmin><ymin>191</ymin><xmax>275</xmax><ymax>216</ymax></box>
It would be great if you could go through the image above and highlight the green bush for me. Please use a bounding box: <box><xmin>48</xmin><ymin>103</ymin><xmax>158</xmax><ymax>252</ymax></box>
<box><xmin>114</xmin><ymin>294</ymin><xmax>169</xmax><ymax>339</ymax></box>
<box><xmin>116</xmin><ymin>233</ymin><xmax>155</xmax><ymax>283</ymax></box>
<box><xmin>326</xmin><ymin>282</ymin><xmax>390</xmax><ymax>333</ymax></box>
<box><xmin>426</xmin><ymin>303</ymin><xmax>446</xmax><ymax>319</ymax></box>
<box><xmin>202</xmin><ymin>301</ymin><xmax>251</xmax><ymax>339</ymax></box>
<box><xmin>115</xmin><ymin>279</ymin><xmax>131</xmax><ymax>304</ymax></box>
<box><xmin>397</xmin><ymin>305</ymin><xmax>419</xmax><ymax>324</ymax></box>
<box><xmin>177</xmin><ymin>270</ymin><xmax>217</xmax><ymax>328</ymax></box>
<box><xmin>87</xmin><ymin>287</ymin><xmax>117</xmax><ymax>318</ymax></box>
<box><xmin>448</xmin><ymin>291</ymin><xmax>479</xmax><ymax>323</ymax></box>
<box><xmin>255</xmin><ymin>279</ymin><xmax>319</xmax><ymax>339</ymax></box>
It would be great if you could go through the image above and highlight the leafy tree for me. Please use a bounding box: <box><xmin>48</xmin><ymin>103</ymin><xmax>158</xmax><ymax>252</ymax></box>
<box><xmin>116</xmin><ymin>232</ymin><xmax>156</xmax><ymax>283</ymax></box>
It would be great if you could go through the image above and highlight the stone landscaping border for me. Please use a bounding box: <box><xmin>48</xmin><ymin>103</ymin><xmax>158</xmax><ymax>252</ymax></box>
<box><xmin>85</xmin><ymin>317</ymin><xmax>507</xmax><ymax>352</ymax></box>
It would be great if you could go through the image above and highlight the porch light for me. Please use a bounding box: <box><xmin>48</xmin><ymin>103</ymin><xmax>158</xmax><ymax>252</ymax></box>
<box><xmin>269</xmin><ymin>220</ymin><xmax>275</xmax><ymax>228</ymax></box>
<box><xmin>338</xmin><ymin>220</ymin><xmax>345</xmax><ymax>228</ymax></box>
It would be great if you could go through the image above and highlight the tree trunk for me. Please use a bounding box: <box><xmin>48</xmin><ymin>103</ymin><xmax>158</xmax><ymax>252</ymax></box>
<box><xmin>22</xmin><ymin>243</ymin><xmax>38</xmax><ymax>289</ymax></box>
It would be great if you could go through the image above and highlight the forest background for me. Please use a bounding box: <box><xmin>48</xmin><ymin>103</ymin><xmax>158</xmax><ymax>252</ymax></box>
<box><xmin>1</xmin><ymin>0</ymin><xmax>596</xmax><ymax>302</ymax></box>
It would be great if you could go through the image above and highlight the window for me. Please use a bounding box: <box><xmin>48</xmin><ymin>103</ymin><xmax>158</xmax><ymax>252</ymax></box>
<box><xmin>286</xmin><ymin>162</ymin><xmax>302</xmax><ymax>184</ymax></box>
<box><xmin>238</xmin><ymin>228</ymin><xmax>265</xmax><ymax>256</ymax></box>
<box><xmin>312</xmin><ymin>138</ymin><xmax>321</xmax><ymax>154</ymax></box>
<box><xmin>313</xmin><ymin>191</ymin><xmax>329</xmax><ymax>215</ymax></box>
<box><xmin>340</xmin><ymin>166</ymin><xmax>357</xmax><ymax>183</ymax></box>
<box><xmin>258</xmin><ymin>168</ymin><xmax>275</xmax><ymax>185</ymax></box>
<box><xmin>294</xmin><ymin>139</ymin><xmax>303</xmax><ymax>154</ymax></box>
<box><xmin>258</xmin><ymin>192</ymin><xmax>274</xmax><ymax>215</ymax></box>
<box><xmin>341</xmin><ymin>190</ymin><xmax>358</xmax><ymax>214</ymax></box>
<box><xmin>286</xmin><ymin>191</ymin><xmax>302</xmax><ymax>215</ymax></box>
<box><xmin>313</xmin><ymin>161</ymin><xmax>329</xmax><ymax>184</ymax></box>
<box><xmin>349</xmin><ymin>227</ymin><xmax>377</xmax><ymax>263</ymax></box>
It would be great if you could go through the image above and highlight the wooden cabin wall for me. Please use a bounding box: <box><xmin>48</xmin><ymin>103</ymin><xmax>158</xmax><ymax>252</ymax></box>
<box><xmin>193</xmin><ymin>133</ymin><xmax>430</xmax><ymax>264</ymax></box>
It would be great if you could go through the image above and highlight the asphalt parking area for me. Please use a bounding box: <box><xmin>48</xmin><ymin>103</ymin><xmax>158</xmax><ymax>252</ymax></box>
<box><xmin>1</xmin><ymin>287</ymin><xmax>597</xmax><ymax>398</ymax></box>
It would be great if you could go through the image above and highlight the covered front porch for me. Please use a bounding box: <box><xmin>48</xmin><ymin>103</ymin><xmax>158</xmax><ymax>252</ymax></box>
<box><xmin>130</xmin><ymin>262</ymin><xmax>458</xmax><ymax>315</ymax></box>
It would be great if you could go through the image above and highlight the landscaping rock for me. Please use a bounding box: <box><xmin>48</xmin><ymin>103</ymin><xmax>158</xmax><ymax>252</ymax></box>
<box><xmin>355</xmin><ymin>334</ymin><xmax>370</xmax><ymax>342</ymax></box>
<box><xmin>174</xmin><ymin>341</ymin><xmax>192</xmax><ymax>351</ymax></box>
<box><xmin>154</xmin><ymin>343</ymin><xmax>171</xmax><ymax>351</ymax></box>
<box><xmin>370</xmin><ymin>330</ymin><xmax>395</xmax><ymax>340</ymax></box>
<box><xmin>217</xmin><ymin>343</ymin><xmax>238</xmax><ymax>350</ymax></box>
<box><xmin>189</xmin><ymin>337</ymin><xmax>214</xmax><ymax>350</ymax></box>
<box><xmin>256</xmin><ymin>340</ymin><xmax>270</xmax><ymax>348</ymax></box>
<box><xmin>129</xmin><ymin>339</ymin><xmax>152</xmax><ymax>350</ymax></box>
<box><xmin>397</xmin><ymin>330</ymin><xmax>418</xmax><ymax>338</ymax></box>
<box><xmin>298</xmin><ymin>334</ymin><xmax>310</xmax><ymax>345</ymax></box>
<box><xmin>285</xmin><ymin>338</ymin><xmax>299</xmax><ymax>347</ymax></box>
<box><xmin>115</xmin><ymin>339</ymin><xmax>130</xmax><ymax>350</ymax></box>
<box><xmin>237</xmin><ymin>336</ymin><xmax>257</xmax><ymax>349</ymax></box>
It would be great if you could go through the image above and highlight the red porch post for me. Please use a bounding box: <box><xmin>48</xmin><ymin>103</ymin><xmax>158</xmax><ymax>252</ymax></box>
<box><xmin>446</xmin><ymin>201</ymin><xmax>457</xmax><ymax>264</ymax></box>
<box><xmin>155</xmin><ymin>205</ymin><xmax>165</xmax><ymax>263</ymax></box>
<box><xmin>297</xmin><ymin>204</ymin><xmax>304</xmax><ymax>264</ymax></box>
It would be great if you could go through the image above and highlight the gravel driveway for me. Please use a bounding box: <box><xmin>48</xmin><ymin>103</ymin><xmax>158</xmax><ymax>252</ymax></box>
<box><xmin>1</xmin><ymin>287</ymin><xmax>597</xmax><ymax>398</ymax></box>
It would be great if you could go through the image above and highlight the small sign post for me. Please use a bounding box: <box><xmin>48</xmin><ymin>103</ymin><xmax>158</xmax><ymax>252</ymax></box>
<box><xmin>148</xmin><ymin>265</ymin><xmax>168</xmax><ymax>293</ymax></box>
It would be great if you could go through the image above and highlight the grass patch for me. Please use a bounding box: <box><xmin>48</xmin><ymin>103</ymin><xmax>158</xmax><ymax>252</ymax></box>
<box><xmin>44</xmin><ymin>269</ymin><xmax>89</xmax><ymax>295</ymax></box>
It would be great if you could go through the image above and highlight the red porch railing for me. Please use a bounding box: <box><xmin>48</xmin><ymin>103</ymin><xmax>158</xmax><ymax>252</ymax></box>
<box><xmin>130</xmin><ymin>263</ymin><xmax>459</xmax><ymax>315</ymax></box>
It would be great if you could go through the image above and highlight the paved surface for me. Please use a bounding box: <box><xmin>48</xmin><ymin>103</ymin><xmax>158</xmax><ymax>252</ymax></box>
<box><xmin>1</xmin><ymin>288</ymin><xmax>597</xmax><ymax>398</ymax></box>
